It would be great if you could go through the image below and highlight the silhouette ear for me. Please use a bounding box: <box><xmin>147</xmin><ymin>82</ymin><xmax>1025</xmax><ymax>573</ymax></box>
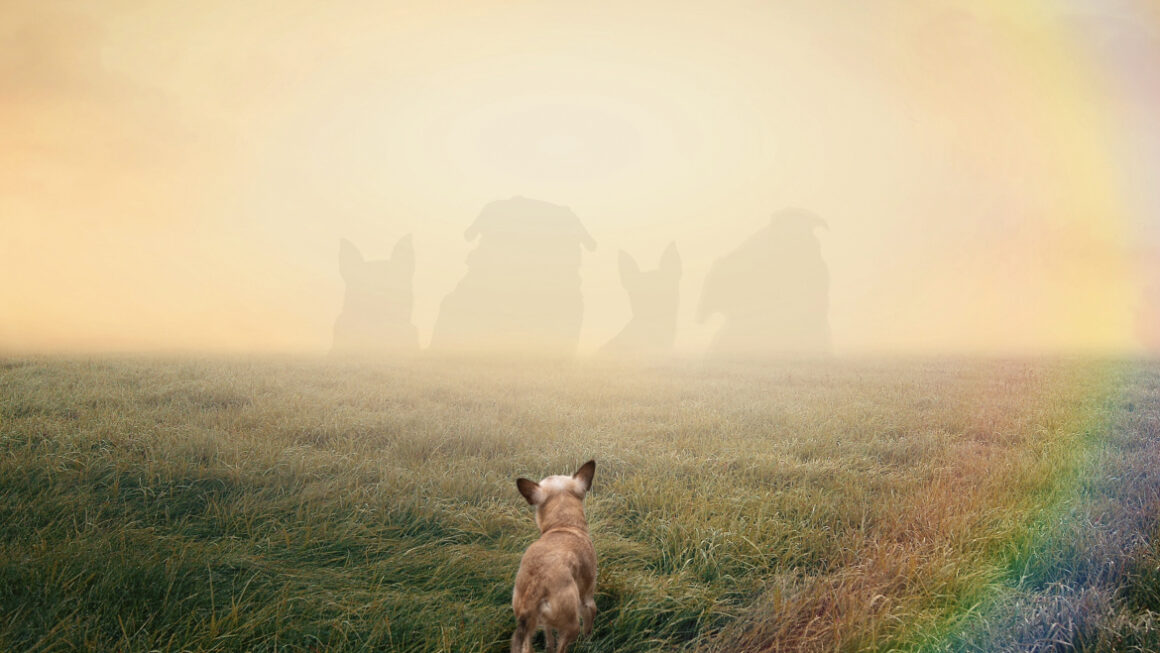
<box><xmin>391</xmin><ymin>234</ymin><xmax>415</xmax><ymax>278</ymax></box>
<box><xmin>660</xmin><ymin>242</ymin><xmax>682</xmax><ymax>279</ymax></box>
<box><xmin>618</xmin><ymin>251</ymin><xmax>640</xmax><ymax>287</ymax></box>
<box><xmin>465</xmin><ymin>201</ymin><xmax>500</xmax><ymax>242</ymax></box>
<box><xmin>517</xmin><ymin>478</ymin><xmax>543</xmax><ymax>505</ymax></box>
<box><xmin>561</xmin><ymin>206</ymin><xmax>597</xmax><ymax>251</ymax></box>
<box><xmin>572</xmin><ymin>460</ymin><xmax>595</xmax><ymax>494</ymax></box>
<box><xmin>339</xmin><ymin>238</ymin><xmax>363</xmax><ymax>280</ymax></box>
<box><xmin>578</xmin><ymin>228</ymin><xmax>597</xmax><ymax>252</ymax></box>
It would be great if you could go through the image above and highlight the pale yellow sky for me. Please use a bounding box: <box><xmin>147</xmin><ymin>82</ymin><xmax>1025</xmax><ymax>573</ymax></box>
<box><xmin>2</xmin><ymin>0</ymin><xmax>1158</xmax><ymax>354</ymax></box>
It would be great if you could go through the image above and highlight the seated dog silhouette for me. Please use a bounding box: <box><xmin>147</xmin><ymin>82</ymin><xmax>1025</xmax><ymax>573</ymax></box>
<box><xmin>511</xmin><ymin>460</ymin><xmax>597</xmax><ymax>653</ymax></box>
<box><xmin>430</xmin><ymin>196</ymin><xmax>596</xmax><ymax>357</ymax></box>
<box><xmin>331</xmin><ymin>235</ymin><xmax>418</xmax><ymax>356</ymax></box>
<box><xmin>698</xmin><ymin>209</ymin><xmax>831</xmax><ymax>358</ymax></box>
<box><xmin>599</xmin><ymin>242</ymin><xmax>681</xmax><ymax>358</ymax></box>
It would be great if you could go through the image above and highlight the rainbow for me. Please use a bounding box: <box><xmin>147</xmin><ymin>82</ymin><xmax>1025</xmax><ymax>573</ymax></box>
<box><xmin>917</xmin><ymin>358</ymin><xmax>1148</xmax><ymax>649</ymax></box>
<box><xmin>877</xmin><ymin>3</ymin><xmax>1160</xmax><ymax>616</ymax></box>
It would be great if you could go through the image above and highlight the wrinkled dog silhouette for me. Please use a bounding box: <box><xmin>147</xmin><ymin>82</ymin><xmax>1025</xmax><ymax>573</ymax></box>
<box><xmin>430</xmin><ymin>196</ymin><xmax>596</xmax><ymax>357</ymax></box>
<box><xmin>331</xmin><ymin>235</ymin><xmax>419</xmax><ymax>356</ymax></box>
<box><xmin>512</xmin><ymin>460</ymin><xmax>597</xmax><ymax>653</ymax></box>
<box><xmin>698</xmin><ymin>209</ymin><xmax>831</xmax><ymax>358</ymax></box>
<box><xmin>599</xmin><ymin>242</ymin><xmax>681</xmax><ymax>358</ymax></box>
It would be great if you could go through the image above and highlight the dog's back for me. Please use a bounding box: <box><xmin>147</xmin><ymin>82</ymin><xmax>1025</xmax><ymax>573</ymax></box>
<box><xmin>511</xmin><ymin>463</ymin><xmax>597</xmax><ymax>653</ymax></box>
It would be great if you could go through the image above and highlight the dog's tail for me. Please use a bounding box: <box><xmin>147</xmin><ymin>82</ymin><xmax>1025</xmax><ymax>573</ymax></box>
<box><xmin>511</xmin><ymin>614</ymin><xmax>533</xmax><ymax>653</ymax></box>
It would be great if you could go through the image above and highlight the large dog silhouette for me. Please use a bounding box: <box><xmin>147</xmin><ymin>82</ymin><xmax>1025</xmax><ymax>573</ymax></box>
<box><xmin>430</xmin><ymin>197</ymin><xmax>596</xmax><ymax>356</ymax></box>
<box><xmin>698</xmin><ymin>209</ymin><xmax>831</xmax><ymax>358</ymax></box>
<box><xmin>599</xmin><ymin>243</ymin><xmax>681</xmax><ymax>358</ymax></box>
<box><xmin>331</xmin><ymin>235</ymin><xmax>419</xmax><ymax>356</ymax></box>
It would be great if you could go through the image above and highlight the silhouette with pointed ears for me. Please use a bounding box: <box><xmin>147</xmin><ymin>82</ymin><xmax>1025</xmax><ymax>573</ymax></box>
<box><xmin>331</xmin><ymin>235</ymin><xmax>419</xmax><ymax>356</ymax></box>
<box><xmin>599</xmin><ymin>242</ymin><xmax>682</xmax><ymax>359</ymax></box>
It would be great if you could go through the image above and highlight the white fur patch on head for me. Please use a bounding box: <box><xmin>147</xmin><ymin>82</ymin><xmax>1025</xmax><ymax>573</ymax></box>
<box><xmin>538</xmin><ymin>475</ymin><xmax>583</xmax><ymax>497</ymax></box>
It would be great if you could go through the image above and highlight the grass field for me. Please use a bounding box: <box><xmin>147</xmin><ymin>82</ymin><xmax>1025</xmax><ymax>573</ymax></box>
<box><xmin>2</xmin><ymin>356</ymin><xmax>1159</xmax><ymax>652</ymax></box>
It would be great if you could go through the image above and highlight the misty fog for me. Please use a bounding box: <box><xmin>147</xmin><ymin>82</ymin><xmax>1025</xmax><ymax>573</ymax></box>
<box><xmin>3</xmin><ymin>1</ymin><xmax>1158</xmax><ymax>356</ymax></box>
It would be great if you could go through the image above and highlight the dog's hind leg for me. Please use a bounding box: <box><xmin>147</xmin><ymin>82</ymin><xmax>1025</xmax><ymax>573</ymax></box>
<box><xmin>511</xmin><ymin>614</ymin><xmax>536</xmax><ymax>653</ymax></box>
<box><xmin>549</xmin><ymin>587</ymin><xmax>581</xmax><ymax>653</ymax></box>
<box><xmin>554</xmin><ymin>625</ymin><xmax>578</xmax><ymax>653</ymax></box>
<box><xmin>545</xmin><ymin>627</ymin><xmax>556</xmax><ymax>652</ymax></box>
<box><xmin>582</xmin><ymin>597</ymin><xmax>597</xmax><ymax>637</ymax></box>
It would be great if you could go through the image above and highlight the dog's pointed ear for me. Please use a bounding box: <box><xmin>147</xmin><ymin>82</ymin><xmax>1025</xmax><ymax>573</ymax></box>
<box><xmin>517</xmin><ymin>478</ymin><xmax>543</xmax><ymax>505</ymax></box>
<box><xmin>573</xmin><ymin>460</ymin><xmax>596</xmax><ymax>494</ymax></box>
<box><xmin>618</xmin><ymin>251</ymin><xmax>639</xmax><ymax>287</ymax></box>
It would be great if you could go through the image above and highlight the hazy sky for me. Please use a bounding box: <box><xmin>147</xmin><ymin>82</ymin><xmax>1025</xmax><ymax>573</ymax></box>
<box><xmin>3</xmin><ymin>0</ymin><xmax>1159</xmax><ymax>355</ymax></box>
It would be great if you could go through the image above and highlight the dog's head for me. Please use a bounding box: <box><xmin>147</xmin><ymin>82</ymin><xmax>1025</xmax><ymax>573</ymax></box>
<box><xmin>619</xmin><ymin>243</ymin><xmax>681</xmax><ymax>323</ymax></box>
<box><xmin>339</xmin><ymin>235</ymin><xmax>414</xmax><ymax>322</ymax></box>
<box><xmin>516</xmin><ymin>460</ymin><xmax>595</xmax><ymax>532</ymax></box>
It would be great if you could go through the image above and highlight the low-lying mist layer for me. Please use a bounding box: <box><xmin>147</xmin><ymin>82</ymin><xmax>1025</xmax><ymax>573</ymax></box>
<box><xmin>1</xmin><ymin>357</ymin><xmax>1158</xmax><ymax>651</ymax></box>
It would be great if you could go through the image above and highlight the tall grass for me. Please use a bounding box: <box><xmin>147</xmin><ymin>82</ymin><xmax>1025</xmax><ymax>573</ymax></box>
<box><xmin>1</xmin><ymin>357</ymin><xmax>1157</xmax><ymax>651</ymax></box>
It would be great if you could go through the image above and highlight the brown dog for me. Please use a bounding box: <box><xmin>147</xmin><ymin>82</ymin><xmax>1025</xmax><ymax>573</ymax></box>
<box><xmin>511</xmin><ymin>460</ymin><xmax>597</xmax><ymax>653</ymax></box>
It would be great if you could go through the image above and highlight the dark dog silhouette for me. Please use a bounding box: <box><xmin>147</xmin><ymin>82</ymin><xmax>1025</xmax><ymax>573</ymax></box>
<box><xmin>599</xmin><ymin>243</ymin><xmax>681</xmax><ymax>358</ymax></box>
<box><xmin>331</xmin><ymin>235</ymin><xmax>419</xmax><ymax>356</ymax></box>
<box><xmin>430</xmin><ymin>196</ymin><xmax>596</xmax><ymax>357</ymax></box>
<box><xmin>698</xmin><ymin>209</ymin><xmax>831</xmax><ymax>358</ymax></box>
